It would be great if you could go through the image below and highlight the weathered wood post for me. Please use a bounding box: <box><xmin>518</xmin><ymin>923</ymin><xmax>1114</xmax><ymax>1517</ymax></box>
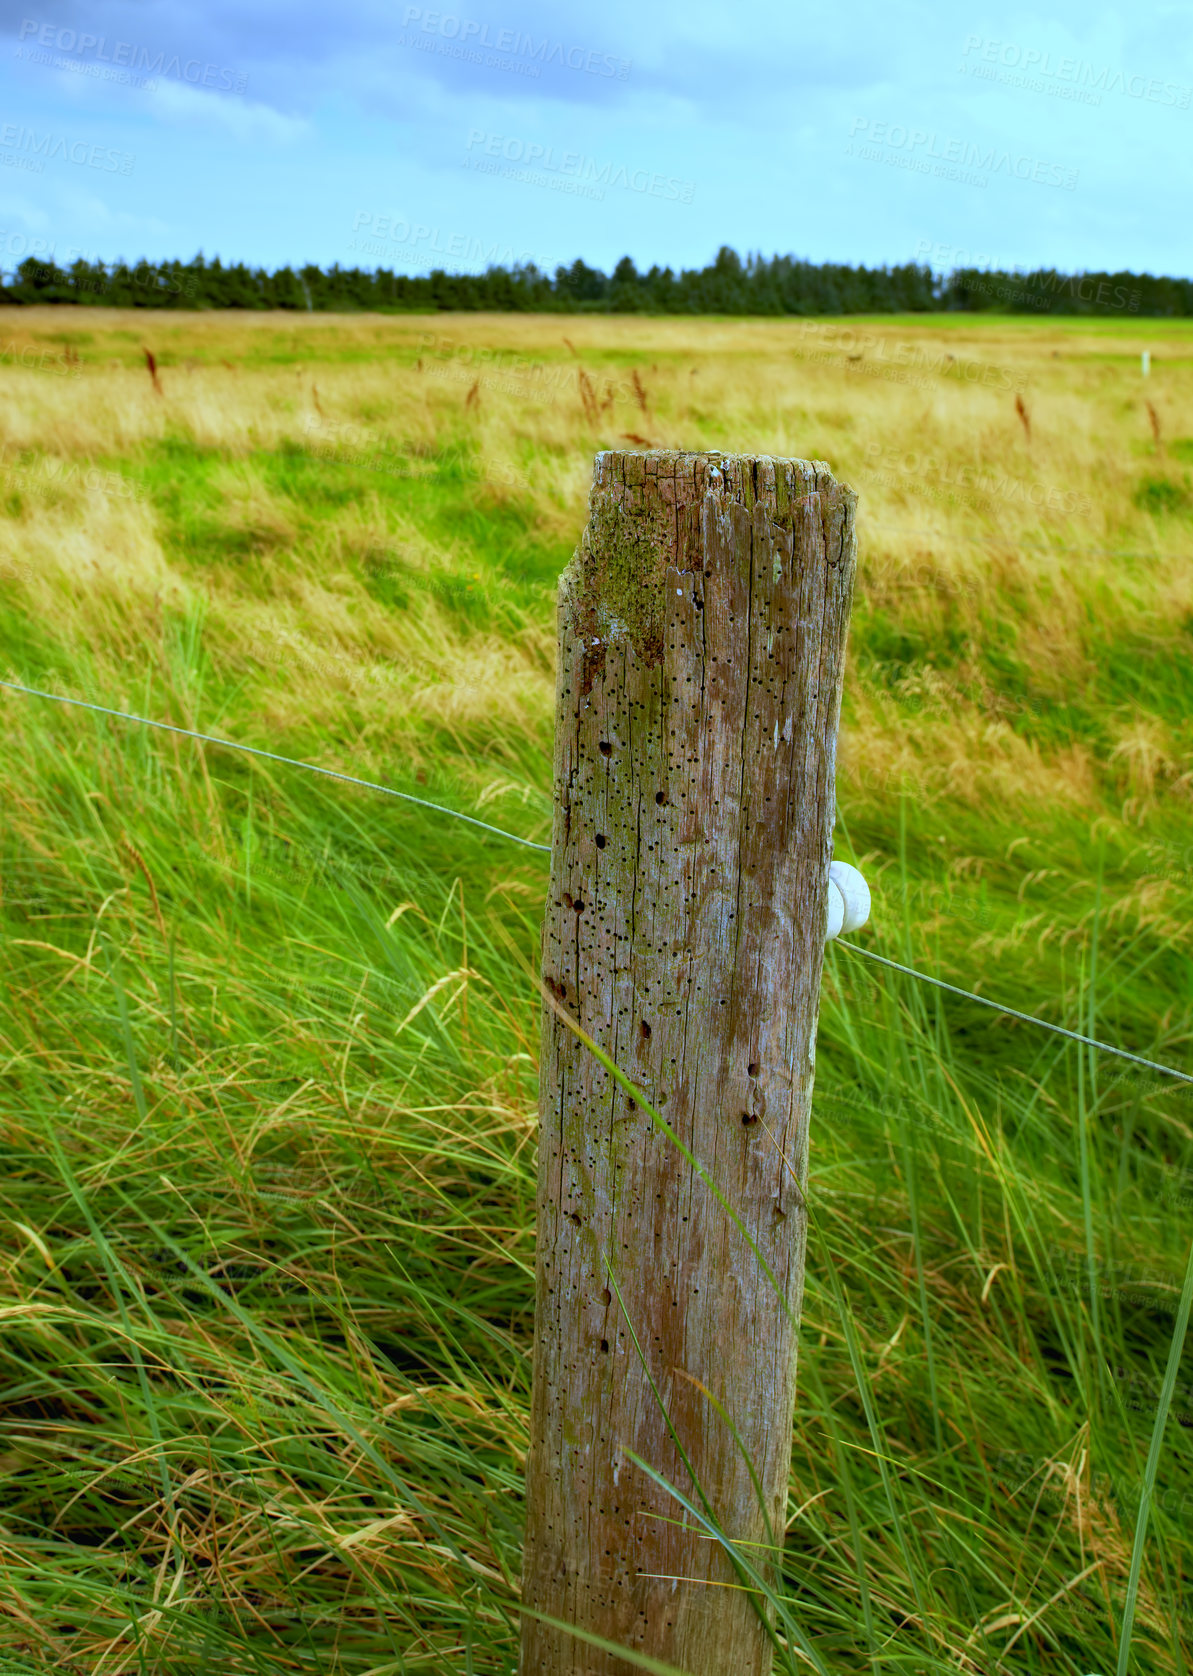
<box><xmin>521</xmin><ymin>451</ymin><xmax>856</xmax><ymax>1676</ymax></box>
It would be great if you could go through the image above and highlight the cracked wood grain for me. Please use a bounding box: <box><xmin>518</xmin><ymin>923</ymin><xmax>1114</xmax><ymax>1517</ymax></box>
<box><xmin>520</xmin><ymin>450</ymin><xmax>857</xmax><ymax>1676</ymax></box>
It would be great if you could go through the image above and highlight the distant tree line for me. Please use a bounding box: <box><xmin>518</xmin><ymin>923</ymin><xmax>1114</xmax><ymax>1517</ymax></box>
<box><xmin>1</xmin><ymin>245</ymin><xmax>1190</xmax><ymax>316</ymax></box>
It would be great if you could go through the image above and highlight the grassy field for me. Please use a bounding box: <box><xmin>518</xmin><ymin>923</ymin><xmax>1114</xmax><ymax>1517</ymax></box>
<box><xmin>1</xmin><ymin>305</ymin><xmax>1192</xmax><ymax>1675</ymax></box>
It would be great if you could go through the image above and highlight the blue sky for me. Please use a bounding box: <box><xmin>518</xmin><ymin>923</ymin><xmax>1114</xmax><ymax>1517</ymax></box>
<box><xmin>0</xmin><ymin>0</ymin><xmax>1189</xmax><ymax>277</ymax></box>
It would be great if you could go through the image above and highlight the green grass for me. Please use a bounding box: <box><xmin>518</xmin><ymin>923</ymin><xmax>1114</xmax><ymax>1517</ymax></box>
<box><xmin>1132</xmin><ymin>476</ymin><xmax>1192</xmax><ymax>516</ymax></box>
<box><xmin>2</xmin><ymin>310</ymin><xmax>1193</xmax><ymax>1674</ymax></box>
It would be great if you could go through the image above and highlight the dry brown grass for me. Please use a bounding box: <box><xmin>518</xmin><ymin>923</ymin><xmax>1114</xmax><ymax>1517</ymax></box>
<box><xmin>4</xmin><ymin>309</ymin><xmax>1192</xmax><ymax>846</ymax></box>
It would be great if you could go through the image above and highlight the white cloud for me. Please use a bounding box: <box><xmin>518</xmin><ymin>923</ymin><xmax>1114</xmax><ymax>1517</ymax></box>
<box><xmin>0</xmin><ymin>194</ymin><xmax>53</xmax><ymax>230</ymax></box>
<box><xmin>0</xmin><ymin>181</ymin><xmax>172</xmax><ymax>268</ymax></box>
<box><xmin>55</xmin><ymin>184</ymin><xmax>172</xmax><ymax>238</ymax></box>
<box><xmin>144</xmin><ymin>78</ymin><xmax>309</xmax><ymax>144</ymax></box>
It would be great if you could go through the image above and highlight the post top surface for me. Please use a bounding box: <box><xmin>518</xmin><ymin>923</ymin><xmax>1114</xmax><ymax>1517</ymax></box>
<box><xmin>589</xmin><ymin>448</ymin><xmax>855</xmax><ymax>511</ymax></box>
<box><xmin>595</xmin><ymin>447</ymin><xmax>831</xmax><ymax>468</ymax></box>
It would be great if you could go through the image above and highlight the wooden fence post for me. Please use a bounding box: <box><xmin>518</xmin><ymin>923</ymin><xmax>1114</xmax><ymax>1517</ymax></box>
<box><xmin>520</xmin><ymin>450</ymin><xmax>857</xmax><ymax>1676</ymax></box>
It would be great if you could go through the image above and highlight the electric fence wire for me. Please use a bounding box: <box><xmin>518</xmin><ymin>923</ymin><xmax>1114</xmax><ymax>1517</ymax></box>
<box><xmin>833</xmin><ymin>941</ymin><xmax>1193</xmax><ymax>1087</ymax></box>
<box><xmin>4</xmin><ymin>675</ymin><xmax>1191</xmax><ymax>1089</ymax></box>
<box><xmin>0</xmin><ymin>678</ymin><xmax>551</xmax><ymax>852</ymax></box>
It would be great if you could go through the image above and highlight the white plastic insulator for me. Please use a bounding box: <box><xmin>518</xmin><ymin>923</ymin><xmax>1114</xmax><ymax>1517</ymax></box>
<box><xmin>829</xmin><ymin>860</ymin><xmax>871</xmax><ymax>934</ymax></box>
<box><xmin>824</xmin><ymin>880</ymin><xmax>845</xmax><ymax>943</ymax></box>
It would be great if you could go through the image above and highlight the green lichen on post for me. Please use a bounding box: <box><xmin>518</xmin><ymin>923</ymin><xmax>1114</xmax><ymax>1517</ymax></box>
<box><xmin>573</xmin><ymin>489</ymin><xmax>673</xmax><ymax>666</ymax></box>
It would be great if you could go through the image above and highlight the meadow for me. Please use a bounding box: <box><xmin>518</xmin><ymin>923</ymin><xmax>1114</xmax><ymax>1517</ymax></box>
<box><xmin>0</xmin><ymin>304</ymin><xmax>1192</xmax><ymax>1675</ymax></box>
